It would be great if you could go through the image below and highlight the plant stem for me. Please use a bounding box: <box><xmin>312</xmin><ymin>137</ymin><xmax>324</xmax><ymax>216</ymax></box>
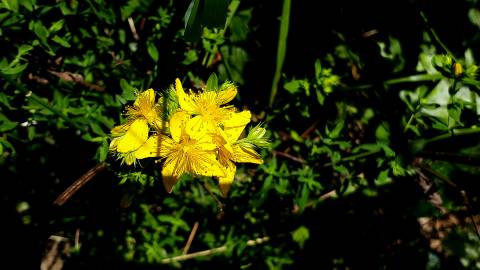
<box><xmin>384</xmin><ymin>73</ymin><xmax>443</xmax><ymax>85</ymax></box>
<box><xmin>423</xmin><ymin>127</ymin><xmax>480</xmax><ymax>144</ymax></box>
<box><xmin>323</xmin><ymin>149</ymin><xmax>381</xmax><ymax>167</ymax></box>
<box><xmin>344</xmin><ymin>73</ymin><xmax>443</xmax><ymax>91</ymax></box>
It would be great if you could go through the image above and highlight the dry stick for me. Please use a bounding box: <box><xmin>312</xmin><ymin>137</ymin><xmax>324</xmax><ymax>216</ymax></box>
<box><xmin>272</xmin><ymin>150</ymin><xmax>306</xmax><ymax>164</ymax></box>
<box><xmin>53</xmin><ymin>162</ymin><xmax>107</xmax><ymax>206</ymax></box>
<box><xmin>183</xmin><ymin>221</ymin><xmax>199</xmax><ymax>255</ymax></box>
<box><xmin>161</xmin><ymin>236</ymin><xmax>270</xmax><ymax>264</ymax></box>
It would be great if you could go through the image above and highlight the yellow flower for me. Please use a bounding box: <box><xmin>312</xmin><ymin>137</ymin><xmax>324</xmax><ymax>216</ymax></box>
<box><xmin>213</xmin><ymin>124</ymin><xmax>263</xmax><ymax>197</ymax></box>
<box><xmin>109</xmin><ymin>89</ymin><xmax>169</xmax><ymax>165</ymax></box>
<box><xmin>109</xmin><ymin>119</ymin><xmax>162</xmax><ymax>165</ymax></box>
<box><xmin>158</xmin><ymin>110</ymin><xmax>225</xmax><ymax>193</ymax></box>
<box><xmin>126</xmin><ymin>89</ymin><xmax>166</xmax><ymax>131</ymax></box>
<box><xmin>175</xmin><ymin>78</ymin><xmax>248</xmax><ymax>138</ymax></box>
<box><xmin>110</xmin><ymin>119</ymin><xmax>149</xmax><ymax>154</ymax></box>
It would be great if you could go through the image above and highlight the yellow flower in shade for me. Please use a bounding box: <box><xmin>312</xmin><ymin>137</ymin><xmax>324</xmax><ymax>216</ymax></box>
<box><xmin>126</xmin><ymin>89</ymin><xmax>166</xmax><ymax>131</ymax></box>
<box><xmin>175</xmin><ymin>78</ymin><xmax>247</xmax><ymax>138</ymax></box>
<box><xmin>213</xmin><ymin>123</ymin><xmax>263</xmax><ymax>197</ymax></box>
<box><xmin>158</xmin><ymin>110</ymin><xmax>225</xmax><ymax>193</ymax></box>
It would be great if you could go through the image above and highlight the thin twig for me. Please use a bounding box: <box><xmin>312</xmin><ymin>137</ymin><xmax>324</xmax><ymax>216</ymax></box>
<box><xmin>161</xmin><ymin>236</ymin><xmax>270</xmax><ymax>264</ymax></box>
<box><xmin>300</xmin><ymin>120</ymin><xmax>321</xmax><ymax>138</ymax></box>
<box><xmin>183</xmin><ymin>221</ymin><xmax>199</xmax><ymax>255</ymax></box>
<box><xmin>53</xmin><ymin>162</ymin><xmax>107</xmax><ymax>206</ymax></box>
<box><xmin>273</xmin><ymin>150</ymin><xmax>306</xmax><ymax>164</ymax></box>
<box><xmin>203</xmin><ymin>182</ymin><xmax>224</xmax><ymax>213</ymax></box>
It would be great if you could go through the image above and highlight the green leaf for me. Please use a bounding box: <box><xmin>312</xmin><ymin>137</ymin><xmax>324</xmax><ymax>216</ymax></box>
<box><xmin>269</xmin><ymin>0</ymin><xmax>291</xmax><ymax>107</ymax></box>
<box><xmin>18</xmin><ymin>0</ymin><xmax>34</xmax><ymax>12</ymax></box>
<box><xmin>182</xmin><ymin>50</ymin><xmax>198</xmax><ymax>65</ymax></box>
<box><xmin>295</xmin><ymin>184</ymin><xmax>310</xmax><ymax>213</ymax></box>
<box><xmin>147</xmin><ymin>42</ymin><xmax>159</xmax><ymax>62</ymax></box>
<box><xmin>184</xmin><ymin>0</ymin><xmax>202</xmax><ymax>42</ymax></box>
<box><xmin>468</xmin><ymin>8</ymin><xmax>480</xmax><ymax>29</ymax></box>
<box><xmin>292</xmin><ymin>226</ymin><xmax>310</xmax><ymax>248</ymax></box>
<box><xmin>49</xmin><ymin>19</ymin><xmax>64</xmax><ymax>33</ymax></box>
<box><xmin>120</xmin><ymin>79</ymin><xmax>136</xmax><ymax>101</ymax></box>
<box><xmin>0</xmin><ymin>113</ymin><xmax>17</xmax><ymax>132</ymax></box>
<box><xmin>0</xmin><ymin>63</ymin><xmax>27</xmax><ymax>74</ymax></box>
<box><xmin>33</xmin><ymin>20</ymin><xmax>49</xmax><ymax>45</ymax></box>
<box><xmin>51</xmin><ymin>35</ymin><xmax>71</xmax><ymax>47</ymax></box>
<box><xmin>206</xmin><ymin>73</ymin><xmax>218</xmax><ymax>91</ymax></box>
<box><xmin>120</xmin><ymin>0</ymin><xmax>140</xmax><ymax>21</ymax></box>
<box><xmin>2</xmin><ymin>0</ymin><xmax>19</xmax><ymax>12</ymax></box>
<box><xmin>18</xmin><ymin>44</ymin><xmax>33</xmax><ymax>56</ymax></box>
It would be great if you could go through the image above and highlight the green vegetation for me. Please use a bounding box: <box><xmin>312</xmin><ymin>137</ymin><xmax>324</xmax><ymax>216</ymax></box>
<box><xmin>2</xmin><ymin>0</ymin><xmax>480</xmax><ymax>269</ymax></box>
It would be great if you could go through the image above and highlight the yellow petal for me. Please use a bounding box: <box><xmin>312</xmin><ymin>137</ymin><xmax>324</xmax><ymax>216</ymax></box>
<box><xmin>216</xmin><ymin>84</ymin><xmax>237</xmax><ymax>105</ymax></box>
<box><xmin>212</xmin><ymin>129</ymin><xmax>234</xmax><ymax>165</ymax></box>
<box><xmin>117</xmin><ymin>119</ymin><xmax>149</xmax><ymax>153</ymax></box>
<box><xmin>169</xmin><ymin>110</ymin><xmax>190</xmax><ymax>142</ymax></box>
<box><xmin>186</xmin><ymin>115</ymin><xmax>217</xmax><ymax>139</ymax></box>
<box><xmin>135</xmin><ymin>135</ymin><xmax>162</xmax><ymax>159</ymax></box>
<box><xmin>176</xmin><ymin>78</ymin><xmax>197</xmax><ymax>112</ymax></box>
<box><xmin>109</xmin><ymin>137</ymin><xmax>121</xmax><ymax>151</ymax></box>
<box><xmin>134</xmin><ymin>89</ymin><xmax>155</xmax><ymax>107</ymax></box>
<box><xmin>223</xmin><ymin>110</ymin><xmax>251</xmax><ymax>129</ymax></box>
<box><xmin>157</xmin><ymin>135</ymin><xmax>176</xmax><ymax>158</ymax></box>
<box><xmin>218</xmin><ymin>162</ymin><xmax>236</xmax><ymax>197</ymax></box>
<box><xmin>193</xmin><ymin>152</ymin><xmax>226</xmax><ymax>177</ymax></box>
<box><xmin>232</xmin><ymin>144</ymin><xmax>263</xmax><ymax>164</ymax></box>
<box><xmin>222</xmin><ymin>110</ymin><xmax>251</xmax><ymax>142</ymax></box>
<box><xmin>111</xmin><ymin>123</ymin><xmax>130</xmax><ymax>137</ymax></box>
<box><xmin>162</xmin><ymin>159</ymin><xmax>181</xmax><ymax>193</ymax></box>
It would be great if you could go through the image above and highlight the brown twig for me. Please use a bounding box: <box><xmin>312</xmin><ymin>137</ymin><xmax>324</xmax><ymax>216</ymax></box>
<box><xmin>53</xmin><ymin>162</ymin><xmax>107</xmax><ymax>206</ymax></box>
<box><xmin>161</xmin><ymin>236</ymin><xmax>270</xmax><ymax>264</ymax></box>
<box><xmin>183</xmin><ymin>221</ymin><xmax>199</xmax><ymax>255</ymax></box>
<box><xmin>48</xmin><ymin>70</ymin><xmax>106</xmax><ymax>92</ymax></box>
<box><xmin>272</xmin><ymin>150</ymin><xmax>306</xmax><ymax>164</ymax></box>
<box><xmin>300</xmin><ymin>120</ymin><xmax>320</xmax><ymax>138</ymax></box>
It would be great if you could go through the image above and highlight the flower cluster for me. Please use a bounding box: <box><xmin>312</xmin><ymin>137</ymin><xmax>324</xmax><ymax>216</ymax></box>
<box><xmin>109</xmin><ymin>78</ymin><xmax>269</xmax><ymax>196</ymax></box>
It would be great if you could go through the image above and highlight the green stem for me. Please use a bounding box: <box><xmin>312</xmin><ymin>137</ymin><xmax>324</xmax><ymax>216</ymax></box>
<box><xmin>269</xmin><ymin>0</ymin><xmax>291</xmax><ymax>107</ymax></box>
<box><xmin>323</xmin><ymin>149</ymin><xmax>381</xmax><ymax>167</ymax></box>
<box><xmin>344</xmin><ymin>73</ymin><xmax>443</xmax><ymax>91</ymax></box>
<box><xmin>384</xmin><ymin>73</ymin><xmax>443</xmax><ymax>85</ymax></box>
<box><xmin>423</xmin><ymin>127</ymin><xmax>480</xmax><ymax>144</ymax></box>
<box><xmin>404</xmin><ymin>113</ymin><xmax>416</xmax><ymax>133</ymax></box>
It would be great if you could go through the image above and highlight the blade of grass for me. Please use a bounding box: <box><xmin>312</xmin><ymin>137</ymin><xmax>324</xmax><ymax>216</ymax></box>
<box><xmin>269</xmin><ymin>0</ymin><xmax>291</xmax><ymax>107</ymax></box>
